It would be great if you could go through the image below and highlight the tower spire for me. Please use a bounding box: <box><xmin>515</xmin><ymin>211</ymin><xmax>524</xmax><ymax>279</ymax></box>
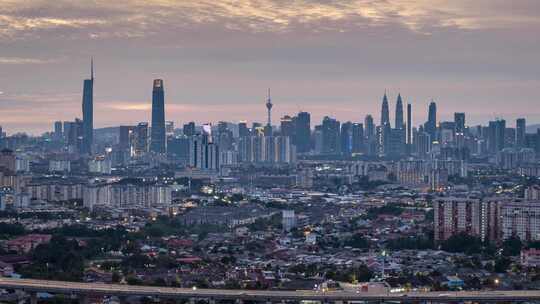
<box><xmin>90</xmin><ymin>57</ymin><xmax>94</xmax><ymax>81</ymax></box>
<box><xmin>266</xmin><ymin>88</ymin><xmax>273</xmax><ymax>127</ymax></box>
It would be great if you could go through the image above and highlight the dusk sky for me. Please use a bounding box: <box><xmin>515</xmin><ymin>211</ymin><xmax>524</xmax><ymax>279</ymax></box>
<box><xmin>1</xmin><ymin>0</ymin><xmax>539</xmax><ymax>135</ymax></box>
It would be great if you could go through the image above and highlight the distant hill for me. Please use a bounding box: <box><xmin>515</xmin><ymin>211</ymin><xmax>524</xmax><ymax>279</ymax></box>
<box><xmin>527</xmin><ymin>124</ymin><xmax>540</xmax><ymax>133</ymax></box>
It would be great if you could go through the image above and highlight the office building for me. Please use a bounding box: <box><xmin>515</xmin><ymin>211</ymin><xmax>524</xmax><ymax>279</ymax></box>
<box><xmin>81</xmin><ymin>59</ymin><xmax>94</xmax><ymax>154</ymax></box>
<box><xmin>454</xmin><ymin>112</ymin><xmax>465</xmax><ymax>148</ymax></box>
<box><xmin>407</xmin><ymin>103</ymin><xmax>412</xmax><ymax>145</ymax></box>
<box><xmin>238</xmin><ymin>121</ymin><xmax>249</xmax><ymax>138</ymax></box>
<box><xmin>488</xmin><ymin>119</ymin><xmax>506</xmax><ymax>154</ymax></box>
<box><xmin>150</xmin><ymin>79</ymin><xmax>166</xmax><ymax>153</ymax></box>
<box><xmin>280</xmin><ymin>115</ymin><xmax>295</xmax><ymax>138</ymax></box>
<box><xmin>351</xmin><ymin>123</ymin><xmax>364</xmax><ymax>154</ymax></box>
<box><xmin>321</xmin><ymin>116</ymin><xmax>340</xmax><ymax>154</ymax></box>
<box><xmin>364</xmin><ymin>115</ymin><xmax>375</xmax><ymax>140</ymax></box>
<box><xmin>190</xmin><ymin>134</ymin><xmax>219</xmax><ymax>171</ymax></box>
<box><xmin>295</xmin><ymin>112</ymin><xmax>311</xmax><ymax>153</ymax></box>
<box><xmin>134</xmin><ymin>122</ymin><xmax>149</xmax><ymax>156</ymax></box>
<box><xmin>340</xmin><ymin>122</ymin><xmax>353</xmax><ymax>155</ymax></box>
<box><xmin>516</xmin><ymin>118</ymin><xmax>526</xmax><ymax>148</ymax></box>
<box><xmin>64</xmin><ymin>119</ymin><xmax>84</xmax><ymax>152</ymax></box>
<box><xmin>119</xmin><ymin>125</ymin><xmax>135</xmax><ymax>150</ymax></box>
<box><xmin>425</xmin><ymin>101</ymin><xmax>437</xmax><ymax>140</ymax></box>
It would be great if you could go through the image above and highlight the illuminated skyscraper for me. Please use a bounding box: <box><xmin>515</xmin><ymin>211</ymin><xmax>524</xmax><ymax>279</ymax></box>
<box><xmin>454</xmin><ymin>112</ymin><xmax>466</xmax><ymax>148</ymax></box>
<box><xmin>150</xmin><ymin>79</ymin><xmax>166</xmax><ymax>153</ymax></box>
<box><xmin>81</xmin><ymin>58</ymin><xmax>94</xmax><ymax>154</ymax></box>
<box><xmin>134</xmin><ymin>122</ymin><xmax>149</xmax><ymax>156</ymax></box>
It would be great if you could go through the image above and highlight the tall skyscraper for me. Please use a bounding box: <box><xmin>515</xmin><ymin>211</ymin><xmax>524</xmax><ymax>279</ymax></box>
<box><xmin>380</xmin><ymin>92</ymin><xmax>390</xmax><ymax>126</ymax></box>
<box><xmin>150</xmin><ymin>79</ymin><xmax>166</xmax><ymax>153</ymax></box>
<box><xmin>321</xmin><ymin>116</ymin><xmax>340</xmax><ymax>154</ymax></box>
<box><xmin>190</xmin><ymin>134</ymin><xmax>219</xmax><ymax>171</ymax></box>
<box><xmin>295</xmin><ymin>112</ymin><xmax>311</xmax><ymax>153</ymax></box>
<box><xmin>134</xmin><ymin>122</ymin><xmax>149</xmax><ymax>156</ymax></box>
<box><xmin>238</xmin><ymin>121</ymin><xmax>250</xmax><ymax>138</ymax></box>
<box><xmin>280</xmin><ymin>115</ymin><xmax>294</xmax><ymax>137</ymax></box>
<box><xmin>340</xmin><ymin>122</ymin><xmax>353</xmax><ymax>155</ymax></box>
<box><xmin>454</xmin><ymin>112</ymin><xmax>466</xmax><ymax>149</ymax></box>
<box><xmin>395</xmin><ymin>93</ymin><xmax>404</xmax><ymax>129</ymax></box>
<box><xmin>351</xmin><ymin>123</ymin><xmax>364</xmax><ymax>153</ymax></box>
<box><xmin>454</xmin><ymin>113</ymin><xmax>465</xmax><ymax>134</ymax></box>
<box><xmin>364</xmin><ymin>115</ymin><xmax>375</xmax><ymax>140</ymax></box>
<box><xmin>414</xmin><ymin>129</ymin><xmax>431</xmax><ymax>159</ymax></box>
<box><xmin>64</xmin><ymin>118</ymin><xmax>84</xmax><ymax>152</ymax></box>
<box><xmin>406</xmin><ymin>103</ymin><xmax>412</xmax><ymax>145</ymax></box>
<box><xmin>488</xmin><ymin>119</ymin><xmax>506</xmax><ymax>154</ymax></box>
<box><xmin>425</xmin><ymin>101</ymin><xmax>437</xmax><ymax>140</ymax></box>
<box><xmin>119</xmin><ymin>125</ymin><xmax>135</xmax><ymax>150</ymax></box>
<box><xmin>81</xmin><ymin>58</ymin><xmax>94</xmax><ymax>154</ymax></box>
<box><xmin>516</xmin><ymin>118</ymin><xmax>526</xmax><ymax>148</ymax></box>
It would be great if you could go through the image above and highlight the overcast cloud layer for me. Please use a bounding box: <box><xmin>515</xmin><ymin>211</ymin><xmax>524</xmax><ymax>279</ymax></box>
<box><xmin>0</xmin><ymin>0</ymin><xmax>539</xmax><ymax>134</ymax></box>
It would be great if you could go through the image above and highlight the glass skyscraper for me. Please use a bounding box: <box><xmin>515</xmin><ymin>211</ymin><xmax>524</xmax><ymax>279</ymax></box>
<box><xmin>81</xmin><ymin>59</ymin><xmax>94</xmax><ymax>154</ymax></box>
<box><xmin>150</xmin><ymin>79</ymin><xmax>166</xmax><ymax>153</ymax></box>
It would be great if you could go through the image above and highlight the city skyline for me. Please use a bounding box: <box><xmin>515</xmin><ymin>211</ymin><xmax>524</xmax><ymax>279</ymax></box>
<box><xmin>0</xmin><ymin>71</ymin><xmax>537</xmax><ymax>138</ymax></box>
<box><xmin>1</xmin><ymin>1</ymin><xmax>539</xmax><ymax>134</ymax></box>
<box><xmin>2</xmin><ymin>2</ymin><xmax>540</xmax><ymax>297</ymax></box>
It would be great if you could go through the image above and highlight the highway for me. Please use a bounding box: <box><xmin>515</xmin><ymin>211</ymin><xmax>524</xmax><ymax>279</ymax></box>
<box><xmin>1</xmin><ymin>277</ymin><xmax>540</xmax><ymax>302</ymax></box>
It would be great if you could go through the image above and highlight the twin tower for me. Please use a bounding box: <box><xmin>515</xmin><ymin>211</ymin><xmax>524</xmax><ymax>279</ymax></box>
<box><xmin>81</xmin><ymin>60</ymin><xmax>166</xmax><ymax>154</ymax></box>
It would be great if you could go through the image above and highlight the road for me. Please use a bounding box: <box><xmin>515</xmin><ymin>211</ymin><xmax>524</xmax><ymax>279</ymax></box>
<box><xmin>1</xmin><ymin>277</ymin><xmax>539</xmax><ymax>302</ymax></box>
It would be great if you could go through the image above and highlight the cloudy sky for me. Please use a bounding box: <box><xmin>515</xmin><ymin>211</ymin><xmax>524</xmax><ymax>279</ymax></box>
<box><xmin>0</xmin><ymin>0</ymin><xmax>539</xmax><ymax>135</ymax></box>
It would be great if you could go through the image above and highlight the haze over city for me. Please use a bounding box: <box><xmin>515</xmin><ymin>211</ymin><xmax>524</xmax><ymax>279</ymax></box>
<box><xmin>5</xmin><ymin>1</ymin><xmax>540</xmax><ymax>303</ymax></box>
<box><xmin>1</xmin><ymin>0</ymin><xmax>539</xmax><ymax>134</ymax></box>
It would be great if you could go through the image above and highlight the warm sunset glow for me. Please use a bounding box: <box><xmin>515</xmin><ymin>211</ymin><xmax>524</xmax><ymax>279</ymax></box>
<box><xmin>0</xmin><ymin>0</ymin><xmax>539</xmax><ymax>134</ymax></box>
